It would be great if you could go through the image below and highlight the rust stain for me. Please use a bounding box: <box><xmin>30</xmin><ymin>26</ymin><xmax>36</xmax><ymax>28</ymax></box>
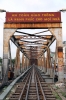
<box><xmin>58</xmin><ymin>52</ymin><xmax>63</xmax><ymax>58</ymax></box>
<box><xmin>58</xmin><ymin>47</ymin><xmax>63</xmax><ymax>58</ymax></box>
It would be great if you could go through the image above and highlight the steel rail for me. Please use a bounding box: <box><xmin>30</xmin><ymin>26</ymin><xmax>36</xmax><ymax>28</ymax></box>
<box><xmin>18</xmin><ymin>71</ymin><xmax>31</xmax><ymax>100</ymax></box>
<box><xmin>8</xmin><ymin>67</ymin><xmax>32</xmax><ymax>100</ymax></box>
<box><xmin>21</xmin><ymin>68</ymin><xmax>32</xmax><ymax>82</ymax></box>
<box><xmin>0</xmin><ymin>67</ymin><xmax>31</xmax><ymax>100</ymax></box>
<box><xmin>35</xmin><ymin>72</ymin><xmax>40</xmax><ymax>100</ymax></box>
<box><xmin>6</xmin><ymin>66</ymin><xmax>56</xmax><ymax>100</ymax></box>
<box><xmin>36</xmin><ymin>68</ymin><xmax>44</xmax><ymax>81</ymax></box>
<box><xmin>25</xmin><ymin>68</ymin><xmax>32</xmax><ymax>100</ymax></box>
<box><xmin>36</xmin><ymin>74</ymin><xmax>46</xmax><ymax>100</ymax></box>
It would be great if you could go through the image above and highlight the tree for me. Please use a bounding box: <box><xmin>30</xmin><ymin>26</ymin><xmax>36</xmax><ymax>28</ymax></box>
<box><xmin>11</xmin><ymin>58</ymin><xmax>15</xmax><ymax>65</ymax></box>
<box><xmin>0</xmin><ymin>57</ymin><xmax>2</xmax><ymax>64</ymax></box>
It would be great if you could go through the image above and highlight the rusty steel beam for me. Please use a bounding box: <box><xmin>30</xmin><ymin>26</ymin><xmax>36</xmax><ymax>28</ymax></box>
<box><xmin>4</xmin><ymin>23</ymin><xmax>62</xmax><ymax>29</ymax></box>
<box><xmin>14</xmin><ymin>34</ymin><xmax>53</xmax><ymax>40</ymax></box>
<box><xmin>10</xmin><ymin>32</ymin><xmax>55</xmax><ymax>60</ymax></box>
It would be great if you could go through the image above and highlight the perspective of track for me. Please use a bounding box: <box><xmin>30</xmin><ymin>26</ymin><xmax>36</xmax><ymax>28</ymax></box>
<box><xmin>9</xmin><ymin>66</ymin><xmax>56</xmax><ymax>100</ymax></box>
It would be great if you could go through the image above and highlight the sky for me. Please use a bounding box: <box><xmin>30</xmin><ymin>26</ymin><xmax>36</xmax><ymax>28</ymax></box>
<box><xmin>0</xmin><ymin>0</ymin><xmax>66</xmax><ymax>58</ymax></box>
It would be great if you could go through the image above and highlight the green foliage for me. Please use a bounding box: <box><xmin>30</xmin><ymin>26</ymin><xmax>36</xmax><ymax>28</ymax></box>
<box><xmin>0</xmin><ymin>57</ymin><xmax>2</xmax><ymax>63</ymax></box>
<box><xmin>56</xmin><ymin>86</ymin><xmax>59</xmax><ymax>89</ymax></box>
<box><xmin>54</xmin><ymin>93</ymin><xmax>62</xmax><ymax>100</ymax></box>
<box><xmin>0</xmin><ymin>57</ymin><xmax>15</xmax><ymax>65</ymax></box>
<box><xmin>61</xmin><ymin>92</ymin><xmax>66</xmax><ymax>98</ymax></box>
<box><xmin>11</xmin><ymin>58</ymin><xmax>15</xmax><ymax>64</ymax></box>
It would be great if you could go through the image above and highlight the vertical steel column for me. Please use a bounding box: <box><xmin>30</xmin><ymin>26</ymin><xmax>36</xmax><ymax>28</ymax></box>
<box><xmin>39</xmin><ymin>58</ymin><xmax>41</xmax><ymax>69</ymax></box>
<box><xmin>22</xmin><ymin>53</ymin><xmax>24</xmax><ymax>72</ymax></box>
<box><xmin>20</xmin><ymin>53</ymin><xmax>23</xmax><ymax>73</ymax></box>
<box><xmin>46</xmin><ymin>48</ymin><xmax>50</xmax><ymax>75</ymax></box>
<box><xmin>14</xmin><ymin>54</ymin><xmax>17</xmax><ymax>78</ymax></box>
<box><xmin>49</xmin><ymin>28</ymin><xmax>64</xmax><ymax>82</ymax></box>
<box><xmin>38</xmin><ymin>58</ymin><xmax>42</xmax><ymax>69</ymax></box>
<box><xmin>9</xmin><ymin>41</ymin><xmax>12</xmax><ymax>70</ymax></box>
<box><xmin>14</xmin><ymin>48</ymin><xmax>20</xmax><ymax>77</ymax></box>
<box><xmin>27</xmin><ymin>58</ymin><xmax>29</xmax><ymax>67</ymax></box>
<box><xmin>23</xmin><ymin>56</ymin><xmax>25</xmax><ymax>70</ymax></box>
<box><xmin>40</xmin><ymin>57</ymin><xmax>42</xmax><ymax>70</ymax></box>
<box><xmin>26</xmin><ymin>58</ymin><xmax>28</xmax><ymax>69</ymax></box>
<box><xmin>41</xmin><ymin>55</ymin><xmax>44</xmax><ymax>72</ymax></box>
<box><xmin>48</xmin><ymin>48</ymin><xmax>51</xmax><ymax>75</ymax></box>
<box><xmin>38</xmin><ymin>58</ymin><xmax>40</xmax><ymax>69</ymax></box>
<box><xmin>17</xmin><ymin>48</ymin><xmax>20</xmax><ymax>75</ymax></box>
<box><xmin>24</xmin><ymin>56</ymin><xmax>27</xmax><ymax>70</ymax></box>
<box><xmin>37</xmin><ymin>58</ymin><xmax>40</xmax><ymax>68</ymax></box>
<box><xmin>3</xmin><ymin>29</ymin><xmax>16</xmax><ymax>83</ymax></box>
<box><xmin>3</xmin><ymin>39</ymin><xmax>9</xmax><ymax>82</ymax></box>
<box><xmin>43</xmin><ymin>53</ymin><xmax>46</xmax><ymax>73</ymax></box>
<box><xmin>26</xmin><ymin>57</ymin><xmax>27</xmax><ymax>69</ymax></box>
<box><xmin>48</xmin><ymin>48</ymin><xmax>54</xmax><ymax>77</ymax></box>
<box><xmin>55</xmin><ymin>42</ymin><xmax>58</xmax><ymax>64</ymax></box>
<box><xmin>45</xmin><ymin>57</ymin><xmax>47</xmax><ymax>73</ymax></box>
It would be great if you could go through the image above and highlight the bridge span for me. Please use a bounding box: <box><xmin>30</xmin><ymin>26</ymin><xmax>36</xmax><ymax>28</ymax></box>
<box><xmin>0</xmin><ymin>11</ymin><xmax>65</xmax><ymax>100</ymax></box>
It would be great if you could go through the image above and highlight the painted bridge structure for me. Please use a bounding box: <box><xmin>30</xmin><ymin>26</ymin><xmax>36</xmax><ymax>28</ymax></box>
<box><xmin>2</xmin><ymin>12</ymin><xmax>64</xmax><ymax>83</ymax></box>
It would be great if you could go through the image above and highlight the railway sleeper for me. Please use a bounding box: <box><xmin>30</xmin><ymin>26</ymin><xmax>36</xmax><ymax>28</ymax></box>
<box><xmin>45</xmin><ymin>94</ymin><xmax>55</xmax><ymax>97</ymax></box>
<box><xmin>46</xmin><ymin>98</ymin><xmax>56</xmax><ymax>100</ymax></box>
<box><xmin>9</xmin><ymin>98</ymin><xmax>18</xmax><ymax>100</ymax></box>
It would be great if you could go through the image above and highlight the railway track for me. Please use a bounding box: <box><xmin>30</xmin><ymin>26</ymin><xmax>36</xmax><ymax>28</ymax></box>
<box><xmin>8</xmin><ymin>66</ymin><xmax>56</xmax><ymax>100</ymax></box>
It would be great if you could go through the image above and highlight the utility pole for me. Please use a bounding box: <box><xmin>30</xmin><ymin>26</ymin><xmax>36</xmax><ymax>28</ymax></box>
<box><xmin>0</xmin><ymin>9</ymin><xmax>6</xmax><ymax>12</ymax></box>
<box><xmin>59</xmin><ymin>9</ymin><xmax>66</xmax><ymax>12</ymax></box>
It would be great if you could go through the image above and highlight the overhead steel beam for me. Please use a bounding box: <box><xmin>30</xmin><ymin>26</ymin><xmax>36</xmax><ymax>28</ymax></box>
<box><xmin>10</xmin><ymin>36</ymin><xmax>29</xmax><ymax>59</ymax></box>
